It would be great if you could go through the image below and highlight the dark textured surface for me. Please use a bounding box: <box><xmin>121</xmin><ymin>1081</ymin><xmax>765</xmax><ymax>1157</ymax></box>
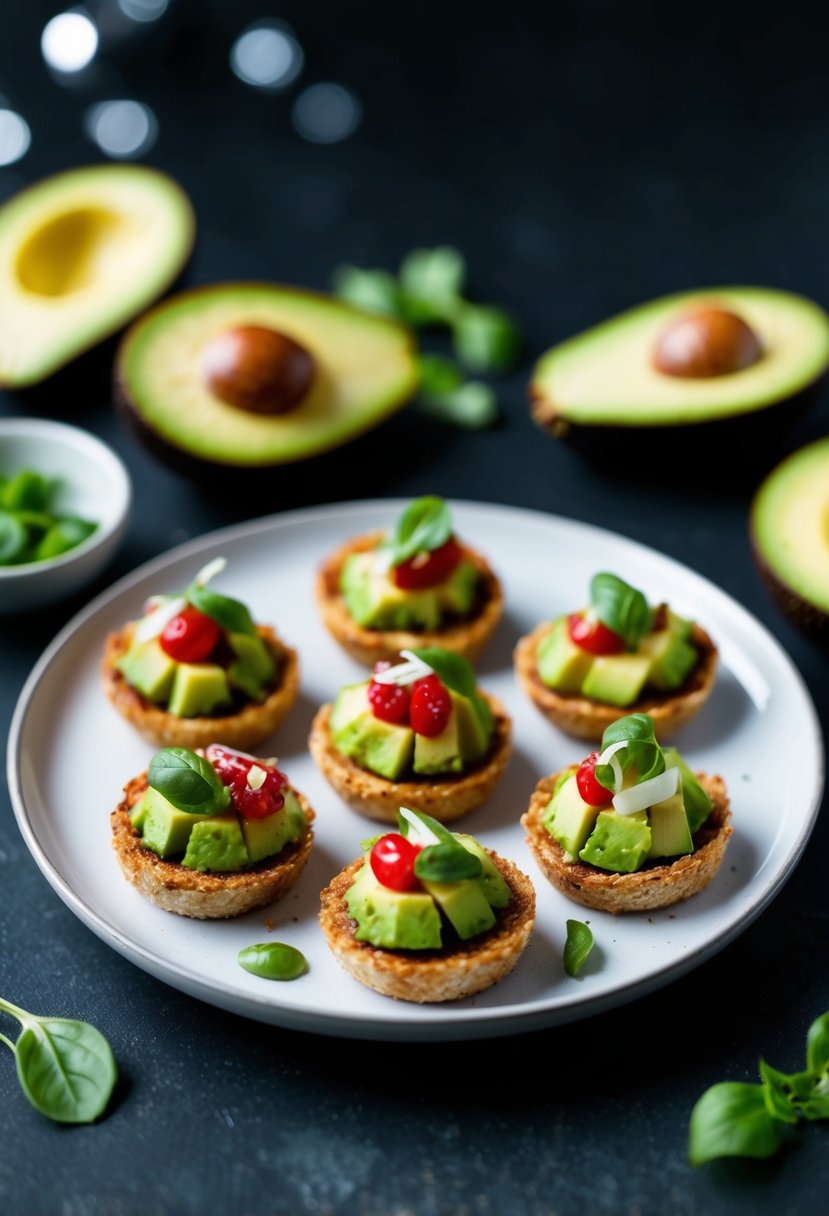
<box><xmin>1</xmin><ymin>4</ymin><xmax>828</xmax><ymax>1214</ymax></box>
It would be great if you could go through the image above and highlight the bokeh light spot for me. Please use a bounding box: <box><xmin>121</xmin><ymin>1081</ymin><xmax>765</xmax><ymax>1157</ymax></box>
<box><xmin>84</xmin><ymin>99</ymin><xmax>158</xmax><ymax>159</ymax></box>
<box><xmin>230</xmin><ymin>21</ymin><xmax>303</xmax><ymax>91</ymax></box>
<box><xmin>41</xmin><ymin>10</ymin><xmax>98</xmax><ymax>73</ymax></box>
<box><xmin>117</xmin><ymin>0</ymin><xmax>168</xmax><ymax>21</ymax></box>
<box><xmin>292</xmin><ymin>83</ymin><xmax>362</xmax><ymax>144</ymax></box>
<box><xmin>0</xmin><ymin>110</ymin><xmax>31</xmax><ymax>166</ymax></box>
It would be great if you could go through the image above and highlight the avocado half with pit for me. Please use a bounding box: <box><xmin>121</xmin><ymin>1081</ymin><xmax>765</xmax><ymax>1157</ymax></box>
<box><xmin>530</xmin><ymin>287</ymin><xmax>829</xmax><ymax>458</ymax></box>
<box><xmin>750</xmin><ymin>436</ymin><xmax>829</xmax><ymax>643</ymax></box>
<box><xmin>0</xmin><ymin>163</ymin><xmax>195</xmax><ymax>388</ymax></box>
<box><xmin>114</xmin><ymin>282</ymin><xmax>420</xmax><ymax>470</ymax></box>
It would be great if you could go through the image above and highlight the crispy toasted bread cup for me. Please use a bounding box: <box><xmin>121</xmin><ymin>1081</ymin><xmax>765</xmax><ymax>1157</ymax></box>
<box><xmin>111</xmin><ymin>771</ymin><xmax>314</xmax><ymax>919</ymax></box>
<box><xmin>308</xmin><ymin>693</ymin><xmax>512</xmax><ymax>824</ymax></box>
<box><xmin>102</xmin><ymin>623</ymin><xmax>300</xmax><ymax>750</ymax></box>
<box><xmin>513</xmin><ymin>621</ymin><xmax>718</xmax><ymax>741</ymax></box>
<box><xmin>315</xmin><ymin>531</ymin><xmax>504</xmax><ymax>666</ymax></box>
<box><xmin>319</xmin><ymin>852</ymin><xmax>535</xmax><ymax>1002</ymax></box>
<box><xmin>521</xmin><ymin>766</ymin><xmax>732</xmax><ymax>914</ymax></box>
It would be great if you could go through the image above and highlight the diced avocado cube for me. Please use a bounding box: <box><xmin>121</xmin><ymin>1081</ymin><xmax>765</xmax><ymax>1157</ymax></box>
<box><xmin>663</xmin><ymin>749</ymin><xmax>712</xmax><ymax>834</ymax></box>
<box><xmin>329</xmin><ymin>681</ymin><xmax>371</xmax><ymax>736</ymax></box>
<box><xmin>333</xmin><ymin>710</ymin><xmax>414</xmax><ymax>780</ymax></box>
<box><xmin>181</xmin><ymin>813</ymin><xmax>250</xmax><ymax>872</ymax></box>
<box><xmin>451</xmin><ymin>690</ymin><xmax>490</xmax><ymax>762</ymax></box>
<box><xmin>345</xmin><ymin>860</ymin><xmax>443</xmax><ymax>949</ymax></box>
<box><xmin>536</xmin><ymin>616</ymin><xmax>595</xmax><ymax>692</ymax></box>
<box><xmin>421</xmin><ymin>876</ymin><xmax>496</xmax><ymax>940</ymax></box>
<box><xmin>541</xmin><ymin>771</ymin><xmax>603</xmax><ymax>859</ymax></box>
<box><xmin>579</xmin><ymin>809</ymin><xmax>651</xmax><ymax>873</ymax></box>
<box><xmin>454</xmin><ymin>833</ymin><xmax>511</xmax><ymax>908</ymax></box>
<box><xmin>437</xmin><ymin>558</ymin><xmax>479</xmax><ymax>615</ymax></box>
<box><xmin>140</xmin><ymin>788</ymin><xmax>214</xmax><ymax>858</ymax></box>
<box><xmin>240</xmin><ymin>806</ymin><xmax>295</xmax><ymax>864</ymax></box>
<box><xmin>413</xmin><ymin>704</ymin><xmax>463</xmax><ymax>775</ymax></box>
<box><xmin>115</xmin><ymin>637</ymin><xmax>178</xmax><ymax>704</ymax></box>
<box><xmin>640</xmin><ymin>613</ymin><xmax>698</xmax><ymax>691</ymax></box>
<box><xmin>281</xmin><ymin>788</ymin><xmax>308</xmax><ymax>838</ymax></box>
<box><xmin>341</xmin><ymin>552</ymin><xmax>441</xmax><ymax>630</ymax></box>
<box><xmin>226</xmin><ymin>630</ymin><xmax>276</xmax><ymax>699</ymax></box>
<box><xmin>647</xmin><ymin>791</ymin><xmax>694</xmax><ymax>858</ymax></box>
<box><xmin>581</xmin><ymin>652</ymin><xmax>651</xmax><ymax>707</ymax></box>
<box><xmin>167</xmin><ymin>662</ymin><xmax>232</xmax><ymax>718</ymax></box>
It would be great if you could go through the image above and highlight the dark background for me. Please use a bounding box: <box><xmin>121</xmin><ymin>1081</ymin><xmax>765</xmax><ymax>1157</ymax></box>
<box><xmin>1</xmin><ymin>3</ymin><xmax>828</xmax><ymax>1214</ymax></box>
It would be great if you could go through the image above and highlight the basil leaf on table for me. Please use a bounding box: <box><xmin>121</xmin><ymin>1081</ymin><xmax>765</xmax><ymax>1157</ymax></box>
<box><xmin>417</xmin><ymin>380</ymin><xmax>499</xmax><ymax>430</ymax></box>
<box><xmin>590</xmin><ymin>572</ymin><xmax>653</xmax><ymax>651</ymax></box>
<box><xmin>398</xmin><ymin>245</ymin><xmax>466</xmax><ymax>325</ymax></box>
<box><xmin>689</xmin><ymin>1082</ymin><xmax>787</xmax><ymax>1164</ymax></box>
<box><xmin>452</xmin><ymin>303</ymin><xmax>522</xmax><ymax>373</ymax></box>
<box><xmin>384</xmin><ymin>496</ymin><xmax>453</xmax><ymax>566</ymax></box>
<box><xmin>186</xmin><ymin>583</ymin><xmax>256</xmax><ymax>636</ymax></box>
<box><xmin>148</xmin><ymin>748</ymin><xmax>231</xmax><ymax>815</ymax></box>
<box><xmin>331</xmin><ymin>264</ymin><xmax>403</xmax><ymax>319</ymax></box>
<box><xmin>414</xmin><ymin>842</ymin><xmax>482</xmax><ymax>883</ymax></box>
<box><xmin>0</xmin><ymin>995</ymin><xmax>117</xmax><ymax>1124</ymax></box>
<box><xmin>563</xmin><ymin>920</ymin><xmax>594</xmax><ymax>977</ymax></box>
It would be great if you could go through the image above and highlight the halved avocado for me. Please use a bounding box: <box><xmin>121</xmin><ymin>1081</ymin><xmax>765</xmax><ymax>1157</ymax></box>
<box><xmin>114</xmin><ymin>282</ymin><xmax>420</xmax><ymax>470</ymax></box>
<box><xmin>0</xmin><ymin>164</ymin><xmax>195</xmax><ymax>387</ymax></box>
<box><xmin>530</xmin><ymin>287</ymin><xmax>829</xmax><ymax>460</ymax></box>
<box><xmin>750</xmin><ymin>436</ymin><xmax>829</xmax><ymax>642</ymax></box>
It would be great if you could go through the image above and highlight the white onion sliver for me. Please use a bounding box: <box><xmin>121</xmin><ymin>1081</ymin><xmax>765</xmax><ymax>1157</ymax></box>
<box><xmin>133</xmin><ymin>596</ymin><xmax>187</xmax><ymax>643</ymax></box>
<box><xmin>399</xmin><ymin>806</ymin><xmax>441</xmax><ymax>846</ymax></box>
<box><xmin>373</xmin><ymin>650</ymin><xmax>435</xmax><ymax>686</ymax></box>
<box><xmin>613</xmin><ymin>766</ymin><xmax>679</xmax><ymax>816</ymax></box>
<box><xmin>194</xmin><ymin>556</ymin><xmax>227</xmax><ymax>586</ymax></box>
<box><xmin>597</xmin><ymin>739</ymin><xmax>628</xmax><ymax>793</ymax></box>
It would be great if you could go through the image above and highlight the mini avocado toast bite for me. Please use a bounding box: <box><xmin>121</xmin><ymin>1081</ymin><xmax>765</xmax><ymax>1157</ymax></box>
<box><xmin>522</xmin><ymin>713</ymin><xmax>732</xmax><ymax>913</ymax></box>
<box><xmin>102</xmin><ymin>557</ymin><xmax>299</xmax><ymax>750</ymax></box>
<box><xmin>319</xmin><ymin>806</ymin><xmax>535</xmax><ymax>1002</ymax></box>
<box><xmin>315</xmin><ymin>496</ymin><xmax>503</xmax><ymax>666</ymax></box>
<box><xmin>308</xmin><ymin>647</ymin><xmax>511</xmax><ymax>823</ymax></box>
<box><xmin>111</xmin><ymin>744</ymin><xmax>314</xmax><ymax>919</ymax></box>
<box><xmin>514</xmin><ymin>571</ymin><xmax>717</xmax><ymax>741</ymax></box>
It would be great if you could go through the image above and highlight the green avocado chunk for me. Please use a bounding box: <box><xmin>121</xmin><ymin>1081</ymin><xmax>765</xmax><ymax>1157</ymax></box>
<box><xmin>663</xmin><ymin>749</ymin><xmax>712</xmax><ymax>833</ymax></box>
<box><xmin>167</xmin><ymin>662</ymin><xmax>232</xmax><ymax>717</ymax></box>
<box><xmin>542</xmin><ymin>771</ymin><xmax>603</xmax><ymax>859</ymax></box>
<box><xmin>579</xmin><ymin>809</ymin><xmax>652</xmax><ymax>873</ymax></box>
<box><xmin>181</xmin><ymin>813</ymin><xmax>250</xmax><ymax>872</ymax></box>
<box><xmin>453</xmin><ymin>833</ymin><xmax>511</xmax><ymax>908</ymax></box>
<box><xmin>115</xmin><ymin>637</ymin><xmax>178</xmax><ymax>704</ymax></box>
<box><xmin>412</xmin><ymin>703</ymin><xmax>463</xmax><ymax>775</ymax></box>
<box><xmin>638</xmin><ymin>609</ymin><xmax>696</xmax><ymax>690</ymax></box>
<box><xmin>226</xmin><ymin>630</ymin><xmax>275</xmax><ymax>699</ymax></box>
<box><xmin>240</xmin><ymin>796</ymin><xmax>304</xmax><ymax>865</ymax></box>
<box><xmin>341</xmin><ymin>551</ymin><xmax>480</xmax><ymax>631</ymax></box>
<box><xmin>580</xmin><ymin>652</ymin><xmax>652</xmax><ymax>707</ymax></box>
<box><xmin>345</xmin><ymin>859</ymin><xmax>443</xmax><ymax>949</ymax></box>
<box><xmin>138</xmin><ymin>786</ymin><xmax>215</xmax><ymax>857</ymax></box>
<box><xmin>536</xmin><ymin>616</ymin><xmax>595</xmax><ymax>691</ymax></box>
<box><xmin>419</xmin><ymin>875</ymin><xmax>496</xmax><ymax>940</ymax></box>
<box><xmin>647</xmin><ymin>791</ymin><xmax>693</xmax><ymax>858</ymax></box>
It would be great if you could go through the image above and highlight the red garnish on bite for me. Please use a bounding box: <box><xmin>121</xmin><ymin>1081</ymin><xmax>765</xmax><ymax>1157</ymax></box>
<box><xmin>568</xmin><ymin>612</ymin><xmax>625</xmax><ymax>655</ymax></box>
<box><xmin>409</xmin><ymin>674</ymin><xmax>452</xmax><ymax>737</ymax></box>
<box><xmin>369</xmin><ymin>833</ymin><xmax>422</xmax><ymax>891</ymax></box>
<box><xmin>368</xmin><ymin>661</ymin><xmax>411</xmax><ymax>724</ymax></box>
<box><xmin>206</xmin><ymin>744</ymin><xmax>286</xmax><ymax>820</ymax></box>
<box><xmin>392</xmin><ymin>537</ymin><xmax>463</xmax><ymax>589</ymax></box>
<box><xmin>160</xmin><ymin>605</ymin><xmax>221</xmax><ymax>662</ymax></box>
<box><xmin>576</xmin><ymin>751</ymin><xmax>613</xmax><ymax>806</ymax></box>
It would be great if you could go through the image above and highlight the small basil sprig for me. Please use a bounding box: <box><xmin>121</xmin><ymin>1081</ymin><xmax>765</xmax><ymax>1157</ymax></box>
<box><xmin>148</xmin><ymin>748</ymin><xmax>231</xmax><ymax>815</ymax></box>
<box><xmin>0</xmin><ymin>994</ymin><xmax>117</xmax><ymax>1124</ymax></box>
<box><xmin>689</xmin><ymin>1010</ymin><xmax>829</xmax><ymax>1164</ymax></box>
<box><xmin>186</xmin><ymin>582</ymin><xmax>256</xmax><ymax>636</ymax></box>
<box><xmin>384</xmin><ymin>497</ymin><xmax>453</xmax><ymax>566</ymax></box>
<box><xmin>563</xmin><ymin>920</ymin><xmax>594</xmax><ymax>977</ymax></box>
<box><xmin>238</xmin><ymin>943</ymin><xmax>308</xmax><ymax>981</ymax></box>
<box><xmin>589</xmin><ymin>573</ymin><xmax>653</xmax><ymax>651</ymax></box>
<box><xmin>414</xmin><ymin>841</ymin><xmax>483</xmax><ymax>883</ymax></box>
<box><xmin>412</xmin><ymin>646</ymin><xmax>494</xmax><ymax>736</ymax></box>
<box><xmin>594</xmin><ymin>713</ymin><xmax>665</xmax><ymax>791</ymax></box>
<box><xmin>417</xmin><ymin>355</ymin><xmax>498</xmax><ymax>431</ymax></box>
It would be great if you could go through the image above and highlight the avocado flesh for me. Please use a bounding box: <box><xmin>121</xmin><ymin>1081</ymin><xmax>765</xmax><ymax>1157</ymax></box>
<box><xmin>115</xmin><ymin>637</ymin><xmax>177</xmax><ymax>704</ymax></box>
<box><xmin>0</xmin><ymin>164</ymin><xmax>194</xmax><ymax>387</ymax></box>
<box><xmin>226</xmin><ymin>631</ymin><xmax>275</xmax><ymax>699</ymax></box>
<box><xmin>340</xmin><ymin>552</ymin><xmax>479</xmax><ymax>631</ymax></box>
<box><xmin>531</xmin><ymin>287</ymin><xmax>829</xmax><ymax>430</ymax></box>
<box><xmin>750</xmin><ymin>436</ymin><xmax>829</xmax><ymax>635</ymax></box>
<box><xmin>167</xmin><ymin>662</ymin><xmax>232</xmax><ymax>718</ymax></box>
<box><xmin>345</xmin><ymin>860</ymin><xmax>443</xmax><ymax>949</ymax></box>
<box><xmin>579</xmin><ymin>809</ymin><xmax>652</xmax><ymax>873</ymax></box>
<box><xmin>182</xmin><ymin>814</ymin><xmax>250</xmax><ymax>872</ymax></box>
<box><xmin>542</xmin><ymin>772</ymin><xmax>602</xmax><ymax>859</ymax></box>
<box><xmin>580</xmin><ymin>653</ymin><xmax>652</xmax><ymax>708</ymax></box>
<box><xmin>116</xmin><ymin>283</ymin><xmax>420</xmax><ymax>468</ymax></box>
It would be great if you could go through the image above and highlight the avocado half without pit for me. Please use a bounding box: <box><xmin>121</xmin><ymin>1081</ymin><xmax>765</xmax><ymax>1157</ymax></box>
<box><xmin>750</xmin><ymin>436</ymin><xmax>829</xmax><ymax>643</ymax></box>
<box><xmin>530</xmin><ymin>287</ymin><xmax>829</xmax><ymax>462</ymax></box>
<box><xmin>114</xmin><ymin>283</ymin><xmax>420</xmax><ymax>471</ymax></box>
<box><xmin>0</xmin><ymin>164</ymin><xmax>194</xmax><ymax>388</ymax></box>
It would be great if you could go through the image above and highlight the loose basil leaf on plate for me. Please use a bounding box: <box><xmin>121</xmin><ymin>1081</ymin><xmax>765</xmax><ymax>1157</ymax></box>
<box><xmin>688</xmin><ymin>1081</ymin><xmax>787</xmax><ymax>1165</ymax></box>
<box><xmin>148</xmin><ymin>747</ymin><xmax>231</xmax><ymax>815</ymax></box>
<box><xmin>238</xmin><ymin>943</ymin><xmax>308</xmax><ymax>981</ymax></box>
<box><xmin>563</xmin><ymin>919</ymin><xmax>594</xmax><ymax>977</ymax></box>
<box><xmin>384</xmin><ymin>496</ymin><xmax>453</xmax><ymax>566</ymax></box>
<box><xmin>590</xmin><ymin>572</ymin><xmax>653</xmax><ymax>651</ymax></box>
<box><xmin>186</xmin><ymin>583</ymin><xmax>256</xmax><ymax>636</ymax></box>
<box><xmin>414</xmin><ymin>842</ymin><xmax>482</xmax><ymax>883</ymax></box>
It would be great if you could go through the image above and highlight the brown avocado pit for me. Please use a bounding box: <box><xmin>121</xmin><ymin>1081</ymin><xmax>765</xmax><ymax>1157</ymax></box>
<box><xmin>201</xmin><ymin>324</ymin><xmax>316</xmax><ymax>415</ymax></box>
<box><xmin>652</xmin><ymin>306</ymin><xmax>764</xmax><ymax>379</ymax></box>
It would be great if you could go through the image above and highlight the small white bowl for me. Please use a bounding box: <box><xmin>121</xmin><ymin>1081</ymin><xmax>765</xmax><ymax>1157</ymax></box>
<box><xmin>0</xmin><ymin>418</ymin><xmax>132</xmax><ymax>614</ymax></box>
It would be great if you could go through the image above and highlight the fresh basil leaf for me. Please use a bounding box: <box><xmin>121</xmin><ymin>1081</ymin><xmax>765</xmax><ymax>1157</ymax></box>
<box><xmin>414</xmin><ymin>842</ymin><xmax>482</xmax><ymax>883</ymax></box>
<box><xmin>13</xmin><ymin>1016</ymin><xmax>117</xmax><ymax>1124</ymax></box>
<box><xmin>688</xmin><ymin>1081</ymin><xmax>787</xmax><ymax>1165</ymax></box>
<box><xmin>590</xmin><ymin>572</ymin><xmax>653</xmax><ymax>651</ymax></box>
<box><xmin>417</xmin><ymin>353</ymin><xmax>464</xmax><ymax>397</ymax></box>
<box><xmin>417</xmin><ymin>380</ymin><xmax>499</xmax><ymax>430</ymax></box>
<box><xmin>2</xmin><ymin>469</ymin><xmax>52</xmax><ymax>512</ymax></box>
<box><xmin>34</xmin><ymin>517</ymin><xmax>96</xmax><ymax>561</ymax></box>
<box><xmin>385</xmin><ymin>497</ymin><xmax>453</xmax><ymax>566</ymax></box>
<box><xmin>807</xmin><ymin>1011</ymin><xmax>829</xmax><ymax>1078</ymax></box>
<box><xmin>237</xmin><ymin>943</ymin><xmax>308</xmax><ymax>981</ymax></box>
<box><xmin>398</xmin><ymin>246</ymin><xmax>466</xmax><ymax>325</ymax></box>
<box><xmin>148</xmin><ymin>748</ymin><xmax>231</xmax><ymax>815</ymax></box>
<box><xmin>331</xmin><ymin>264</ymin><xmax>403</xmax><ymax>319</ymax></box>
<box><xmin>397</xmin><ymin>806</ymin><xmax>456</xmax><ymax>845</ymax></box>
<box><xmin>795</xmin><ymin>1082</ymin><xmax>829</xmax><ymax>1121</ymax></box>
<box><xmin>759</xmin><ymin>1060</ymin><xmax>800</xmax><ymax>1125</ymax></box>
<box><xmin>595</xmin><ymin>713</ymin><xmax>664</xmax><ymax>789</ymax></box>
<box><xmin>411</xmin><ymin>648</ymin><xmax>476</xmax><ymax>697</ymax></box>
<box><xmin>0</xmin><ymin>511</ymin><xmax>28</xmax><ymax>563</ymax></box>
<box><xmin>563</xmin><ymin>920</ymin><xmax>594</xmax><ymax>977</ymax></box>
<box><xmin>186</xmin><ymin>584</ymin><xmax>256</xmax><ymax>636</ymax></box>
<box><xmin>360</xmin><ymin>834</ymin><xmax>383</xmax><ymax>852</ymax></box>
<box><xmin>452</xmin><ymin>303</ymin><xmax>521</xmax><ymax>373</ymax></box>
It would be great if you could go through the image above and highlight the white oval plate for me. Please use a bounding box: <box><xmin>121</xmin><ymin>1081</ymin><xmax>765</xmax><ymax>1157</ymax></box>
<box><xmin>7</xmin><ymin>500</ymin><xmax>824</xmax><ymax>1040</ymax></box>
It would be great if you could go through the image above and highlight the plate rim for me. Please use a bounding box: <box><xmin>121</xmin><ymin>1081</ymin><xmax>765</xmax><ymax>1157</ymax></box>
<box><xmin>7</xmin><ymin>497</ymin><xmax>826</xmax><ymax>1040</ymax></box>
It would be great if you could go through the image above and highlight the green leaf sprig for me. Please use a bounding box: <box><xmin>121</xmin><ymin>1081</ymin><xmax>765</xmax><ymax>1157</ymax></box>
<box><xmin>186</xmin><ymin>582</ymin><xmax>256</xmax><ymax>636</ymax></box>
<box><xmin>0</xmin><ymin>994</ymin><xmax>117</xmax><ymax>1124</ymax></box>
<box><xmin>412</xmin><ymin>646</ymin><xmax>494</xmax><ymax>737</ymax></box>
<box><xmin>563</xmin><ymin>920</ymin><xmax>594</xmax><ymax>977</ymax></box>
<box><xmin>594</xmin><ymin>713</ymin><xmax>665</xmax><ymax>791</ymax></box>
<box><xmin>332</xmin><ymin>246</ymin><xmax>521</xmax><ymax>429</ymax></box>
<box><xmin>238</xmin><ymin>943</ymin><xmax>308</xmax><ymax>981</ymax></box>
<box><xmin>414</xmin><ymin>841</ymin><xmax>483</xmax><ymax>883</ymax></box>
<box><xmin>689</xmin><ymin>1010</ymin><xmax>829</xmax><ymax>1164</ymax></box>
<box><xmin>589</xmin><ymin>573</ymin><xmax>654</xmax><ymax>651</ymax></box>
<box><xmin>383</xmin><ymin>496</ymin><xmax>453</xmax><ymax>566</ymax></box>
<box><xmin>0</xmin><ymin>468</ymin><xmax>97</xmax><ymax>566</ymax></box>
<box><xmin>147</xmin><ymin>747</ymin><xmax>231</xmax><ymax>816</ymax></box>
